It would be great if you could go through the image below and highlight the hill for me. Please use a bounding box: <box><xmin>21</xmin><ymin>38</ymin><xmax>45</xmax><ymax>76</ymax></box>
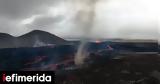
<box><xmin>0</xmin><ymin>30</ymin><xmax>67</xmax><ymax>48</ymax></box>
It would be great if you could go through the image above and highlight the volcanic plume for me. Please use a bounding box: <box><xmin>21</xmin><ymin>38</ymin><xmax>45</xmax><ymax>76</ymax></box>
<box><xmin>74</xmin><ymin>0</ymin><xmax>98</xmax><ymax>65</ymax></box>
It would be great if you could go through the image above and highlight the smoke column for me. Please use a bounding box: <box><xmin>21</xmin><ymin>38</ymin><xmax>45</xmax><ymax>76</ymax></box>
<box><xmin>74</xmin><ymin>0</ymin><xmax>98</xmax><ymax>65</ymax></box>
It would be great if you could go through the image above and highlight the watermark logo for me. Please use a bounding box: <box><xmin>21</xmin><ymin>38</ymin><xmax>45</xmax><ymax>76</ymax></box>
<box><xmin>0</xmin><ymin>71</ymin><xmax>55</xmax><ymax>83</ymax></box>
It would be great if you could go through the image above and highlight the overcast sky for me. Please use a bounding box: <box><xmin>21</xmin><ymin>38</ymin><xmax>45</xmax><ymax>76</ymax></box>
<box><xmin>0</xmin><ymin>0</ymin><xmax>159</xmax><ymax>40</ymax></box>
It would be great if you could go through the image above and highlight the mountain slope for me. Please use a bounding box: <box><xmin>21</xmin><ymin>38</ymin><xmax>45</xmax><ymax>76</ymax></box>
<box><xmin>0</xmin><ymin>33</ymin><xmax>16</xmax><ymax>48</ymax></box>
<box><xmin>0</xmin><ymin>30</ymin><xmax>67</xmax><ymax>48</ymax></box>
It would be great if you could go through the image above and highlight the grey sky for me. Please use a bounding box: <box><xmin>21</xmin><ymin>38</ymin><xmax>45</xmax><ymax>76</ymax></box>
<box><xmin>0</xmin><ymin>0</ymin><xmax>158</xmax><ymax>40</ymax></box>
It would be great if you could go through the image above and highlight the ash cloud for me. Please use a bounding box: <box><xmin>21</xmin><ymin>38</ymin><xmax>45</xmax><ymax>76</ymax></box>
<box><xmin>0</xmin><ymin>0</ymin><xmax>158</xmax><ymax>40</ymax></box>
<box><xmin>0</xmin><ymin>0</ymin><xmax>57</xmax><ymax>19</ymax></box>
<box><xmin>26</xmin><ymin>15</ymin><xmax>64</xmax><ymax>30</ymax></box>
